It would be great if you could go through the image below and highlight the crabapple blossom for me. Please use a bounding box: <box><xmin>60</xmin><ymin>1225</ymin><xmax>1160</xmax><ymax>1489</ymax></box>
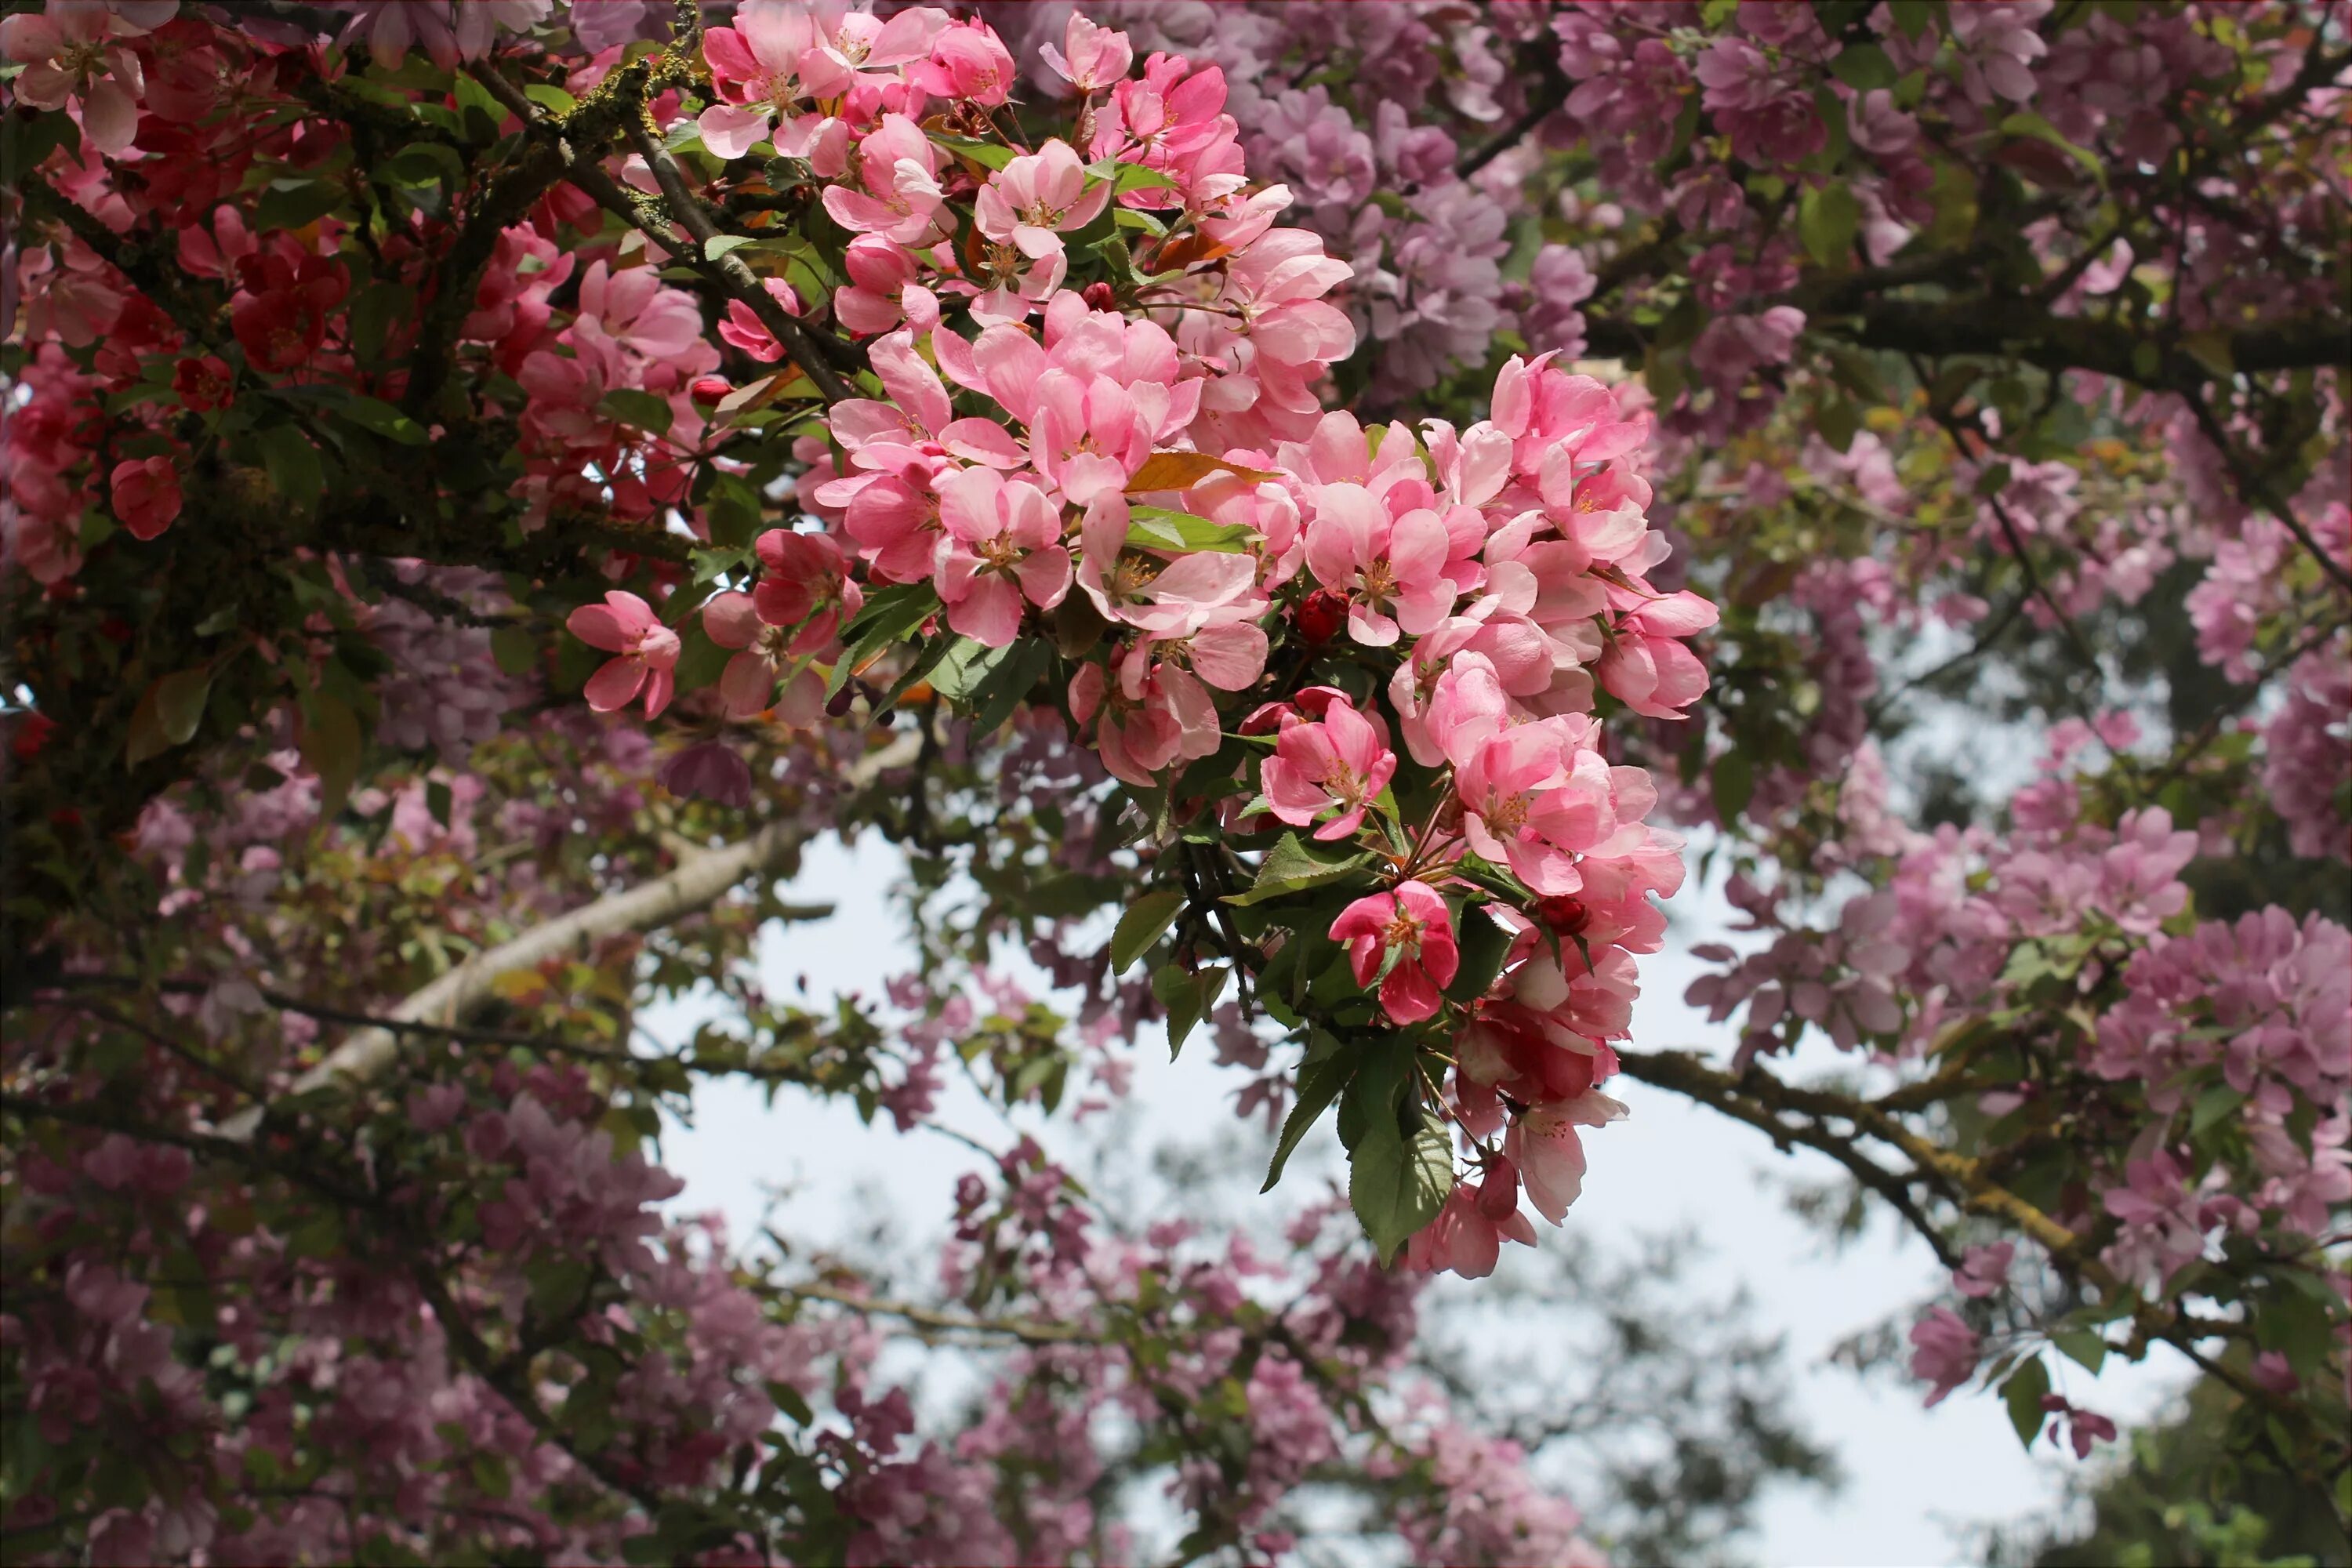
<box><xmin>568</xmin><ymin>591</ymin><xmax>681</xmax><ymax>719</ymax></box>
<box><xmin>1330</xmin><ymin>882</ymin><xmax>1459</xmax><ymax>1026</ymax></box>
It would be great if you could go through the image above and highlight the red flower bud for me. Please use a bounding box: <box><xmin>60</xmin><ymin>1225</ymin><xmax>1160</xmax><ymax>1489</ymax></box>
<box><xmin>690</xmin><ymin>376</ymin><xmax>733</xmax><ymax>407</ymax></box>
<box><xmin>1081</xmin><ymin>281</ymin><xmax>1117</xmax><ymax>311</ymax></box>
<box><xmin>10</xmin><ymin>712</ymin><xmax>58</xmax><ymax>762</ymax></box>
<box><xmin>1297</xmin><ymin>587</ymin><xmax>1347</xmax><ymax>644</ymax></box>
<box><xmin>1475</xmin><ymin>1156</ymin><xmax>1520</xmax><ymax>1220</ymax></box>
<box><xmin>1535</xmin><ymin>895</ymin><xmax>1589</xmax><ymax>935</ymax></box>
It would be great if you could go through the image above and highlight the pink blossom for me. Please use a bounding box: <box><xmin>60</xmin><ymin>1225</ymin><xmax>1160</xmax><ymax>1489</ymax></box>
<box><xmin>908</xmin><ymin>18</ymin><xmax>1015</xmax><ymax>104</ymax></box>
<box><xmin>568</xmin><ymin>590</ymin><xmax>681</xmax><ymax>718</ymax></box>
<box><xmin>1069</xmin><ymin>644</ymin><xmax>1218</xmax><ymax>786</ymax></box>
<box><xmin>933</xmin><ymin>469</ymin><xmax>1072</xmax><ymax>647</ymax></box>
<box><xmin>975</xmin><ymin>140</ymin><xmax>1112</xmax><ymax>267</ymax></box>
<box><xmin>1302</xmin><ymin>482</ymin><xmax>1454</xmax><ymax>646</ymax></box>
<box><xmin>718</xmin><ymin>278</ymin><xmax>808</xmax><ymax>364</ymax></box>
<box><xmin>1502</xmin><ymin>1091</ymin><xmax>1624</xmax><ymax>1222</ymax></box>
<box><xmin>1040</xmin><ymin>14</ymin><xmax>1132</xmax><ymax>96</ymax></box>
<box><xmin>822</xmin><ymin>114</ymin><xmax>946</xmax><ymax>245</ymax></box>
<box><xmin>1259</xmin><ymin>696</ymin><xmax>1396</xmax><ymax>842</ymax></box>
<box><xmin>1907</xmin><ymin>1308</ymin><xmax>1981</xmax><ymax>1407</ymax></box>
<box><xmin>1403</xmin><ymin>1174</ymin><xmax>1535</xmax><ymax>1279</ymax></box>
<box><xmin>2</xmin><ymin>1</ymin><xmax>170</xmax><ymax>154</ymax></box>
<box><xmin>1454</xmin><ymin>727</ymin><xmax>1616</xmax><ymax>897</ymax></box>
<box><xmin>1951</xmin><ymin>1242</ymin><xmax>2015</xmax><ymax>1299</ymax></box>
<box><xmin>109</xmin><ymin>456</ymin><xmax>181</xmax><ymax>540</ymax></box>
<box><xmin>1330</xmin><ymin>881</ymin><xmax>1459</xmax><ymax>1025</ymax></box>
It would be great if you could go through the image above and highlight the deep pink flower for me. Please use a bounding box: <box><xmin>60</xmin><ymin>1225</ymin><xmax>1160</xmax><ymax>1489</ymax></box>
<box><xmin>1330</xmin><ymin>881</ymin><xmax>1458</xmax><ymax>1025</ymax></box>
<box><xmin>109</xmin><ymin>456</ymin><xmax>181</xmax><ymax>541</ymax></box>
<box><xmin>1260</xmin><ymin>697</ymin><xmax>1396</xmax><ymax>841</ymax></box>
<box><xmin>908</xmin><ymin>18</ymin><xmax>1015</xmax><ymax>104</ymax></box>
<box><xmin>1403</xmin><ymin>1174</ymin><xmax>1535</xmax><ymax>1279</ymax></box>
<box><xmin>1907</xmin><ymin>1308</ymin><xmax>1981</xmax><ymax>1407</ymax></box>
<box><xmin>568</xmin><ymin>590</ymin><xmax>681</xmax><ymax>718</ymax></box>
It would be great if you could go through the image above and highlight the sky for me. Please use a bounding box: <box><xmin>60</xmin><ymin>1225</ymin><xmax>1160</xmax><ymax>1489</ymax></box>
<box><xmin>644</xmin><ymin>829</ymin><xmax>2192</xmax><ymax>1568</ymax></box>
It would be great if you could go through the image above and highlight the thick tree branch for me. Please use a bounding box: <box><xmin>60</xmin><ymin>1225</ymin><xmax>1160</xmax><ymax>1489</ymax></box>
<box><xmin>219</xmin><ymin>730</ymin><xmax>921</xmax><ymax>1134</ymax></box>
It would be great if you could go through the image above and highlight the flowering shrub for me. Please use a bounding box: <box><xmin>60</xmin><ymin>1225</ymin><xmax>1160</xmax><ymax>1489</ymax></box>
<box><xmin>2</xmin><ymin>0</ymin><xmax>2345</xmax><ymax>1561</ymax></box>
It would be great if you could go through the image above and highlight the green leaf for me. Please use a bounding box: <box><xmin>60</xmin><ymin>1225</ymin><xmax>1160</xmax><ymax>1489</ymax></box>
<box><xmin>2001</xmin><ymin>1358</ymin><xmax>2051</xmax><ymax>1450</ymax></box>
<box><xmin>1443</xmin><ymin>903</ymin><xmax>1513</xmax><ymax>1002</ymax></box>
<box><xmin>1337</xmin><ymin>1035</ymin><xmax>1412</xmax><ymax>1152</ymax></box>
<box><xmin>489</xmin><ymin>626</ymin><xmax>539</xmax><ymax>678</ymax></box>
<box><xmin>933</xmin><ymin>134</ymin><xmax>1014</xmax><ymax>170</ymax></box>
<box><xmin>1887</xmin><ymin>0</ymin><xmax>1938</xmax><ymax>41</ymax></box>
<box><xmin>2051</xmin><ymin>1330</ymin><xmax>2107</xmax><ymax>1375</ymax></box>
<box><xmin>1828</xmin><ymin>42</ymin><xmax>1900</xmax><ymax>90</ymax></box>
<box><xmin>671</xmin><ymin>615</ymin><xmax>731</xmax><ymax>692</ymax></box>
<box><xmin>1348</xmin><ymin>1116</ymin><xmax>1454</xmax><ymax>1266</ymax></box>
<box><xmin>299</xmin><ymin>691</ymin><xmax>361</xmax><ymax>821</ymax></box>
<box><xmin>349</xmin><ymin>281</ymin><xmax>416</xmax><ymax>365</ymax></box>
<box><xmin>1126</xmin><ymin>506</ymin><xmax>1255</xmax><ymax>553</ymax></box>
<box><xmin>1798</xmin><ymin>183</ymin><xmax>1860</xmax><ymax>268</ymax></box>
<box><xmin>524</xmin><ymin>82</ymin><xmax>577</xmax><ymax>115</ymax></box>
<box><xmin>1225</xmin><ymin>833</ymin><xmax>1377</xmax><ymax>908</ymax></box>
<box><xmin>968</xmin><ymin>637</ymin><xmax>1054</xmax><ymax>736</ymax></box>
<box><xmin>2190</xmin><ymin>1083</ymin><xmax>2246</xmax><ymax>1135</ymax></box>
<box><xmin>1264</xmin><ymin>1051</ymin><xmax>1348</xmax><ymax>1192</ymax></box>
<box><xmin>1111</xmin><ymin>162</ymin><xmax>1178</xmax><ymax>195</ymax></box>
<box><xmin>256</xmin><ymin>425</ymin><xmax>324</xmax><ymax>514</ymax></box>
<box><xmin>470</xmin><ymin>1453</ymin><xmax>514</xmax><ymax>1501</ymax></box>
<box><xmin>600</xmin><ymin>387</ymin><xmax>675</xmax><ymax>437</ymax></box>
<box><xmin>704</xmin><ymin>234</ymin><xmax>760</xmax><ymax>262</ymax></box>
<box><xmin>1998</xmin><ymin>111</ymin><xmax>2105</xmax><ymax>182</ymax></box>
<box><xmin>336</xmin><ymin>394</ymin><xmax>428</xmax><ymax>445</ymax></box>
<box><xmin>127</xmin><ymin>666</ymin><xmax>216</xmax><ymax>766</ymax></box>
<box><xmin>926</xmin><ymin>637</ymin><xmax>1011</xmax><ymax>702</ymax></box>
<box><xmin>1711</xmin><ymin>751</ymin><xmax>1755</xmax><ymax>824</ymax></box>
<box><xmin>1112</xmin><ymin>890</ymin><xmax>1188</xmax><ymax>974</ymax></box>
<box><xmin>828</xmin><ymin>584</ymin><xmax>940</xmax><ymax>697</ymax></box>
<box><xmin>1152</xmin><ymin>963</ymin><xmax>1225</xmax><ymax>1059</ymax></box>
<box><xmin>766</xmin><ymin>1380</ymin><xmax>815</xmax><ymax>1426</ymax></box>
<box><xmin>253</xmin><ymin>178</ymin><xmax>347</xmax><ymax>231</ymax></box>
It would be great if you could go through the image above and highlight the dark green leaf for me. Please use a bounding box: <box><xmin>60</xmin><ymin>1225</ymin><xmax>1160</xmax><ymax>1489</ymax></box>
<box><xmin>1828</xmin><ymin>42</ymin><xmax>1900</xmax><ymax>90</ymax></box>
<box><xmin>1113</xmin><ymin>890</ymin><xmax>1189</xmax><ymax>974</ymax></box>
<box><xmin>1348</xmin><ymin>1116</ymin><xmax>1454</xmax><ymax>1266</ymax></box>
<box><xmin>829</xmin><ymin>584</ymin><xmax>940</xmax><ymax>697</ymax></box>
<box><xmin>601</xmin><ymin>387</ymin><xmax>674</xmax><ymax>437</ymax></box>
<box><xmin>256</xmin><ymin>425</ymin><xmax>325</xmax><ymax>514</ymax></box>
<box><xmin>1225</xmin><ymin>833</ymin><xmax>1376</xmax><ymax>908</ymax></box>
<box><xmin>336</xmin><ymin>394</ymin><xmax>428</xmax><ymax>445</ymax></box>
<box><xmin>2002</xmin><ymin>1358</ymin><xmax>2051</xmax><ymax>1449</ymax></box>
<box><xmin>1443</xmin><ymin>904</ymin><xmax>1513</xmax><ymax>1002</ymax></box>
<box><xmin>1264</xmin><ymin>1051</ymin><xmax>1348</xmax><ymax>1192</ymax></box>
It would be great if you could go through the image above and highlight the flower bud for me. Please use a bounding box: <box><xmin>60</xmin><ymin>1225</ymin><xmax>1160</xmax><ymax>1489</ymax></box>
<box><xmin>1297</xmin><ymin>587</ymin><xmax>1347</xmax><ymax>644</ymax></box>
<box><xmin>1475</xmin><ymin>1156</ymin><xmax>1520</xmax><ymax>1220</ymax></box>
<box><xmin>1535</xmin><ymin>895</ymin><xmax>1589</xmax><ymax>935</ymax></box>
<box><xmin>1081</xmin><ymin>281</ymin><xmax>1117</xmax><ymax>311</ymax></box>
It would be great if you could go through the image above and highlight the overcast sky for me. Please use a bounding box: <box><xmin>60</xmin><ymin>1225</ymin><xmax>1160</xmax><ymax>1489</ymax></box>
<box><xmin>647</xmin><ymin>830</ymin><xmax>2187</xmax><ymax>1568</ymax></box>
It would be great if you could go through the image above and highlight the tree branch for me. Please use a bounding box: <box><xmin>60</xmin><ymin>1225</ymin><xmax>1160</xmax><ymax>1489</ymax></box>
<box><xmin>218</xmin><ymin>731</ymin><xmax>920</xmax><ymax>1135</ymax></box>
